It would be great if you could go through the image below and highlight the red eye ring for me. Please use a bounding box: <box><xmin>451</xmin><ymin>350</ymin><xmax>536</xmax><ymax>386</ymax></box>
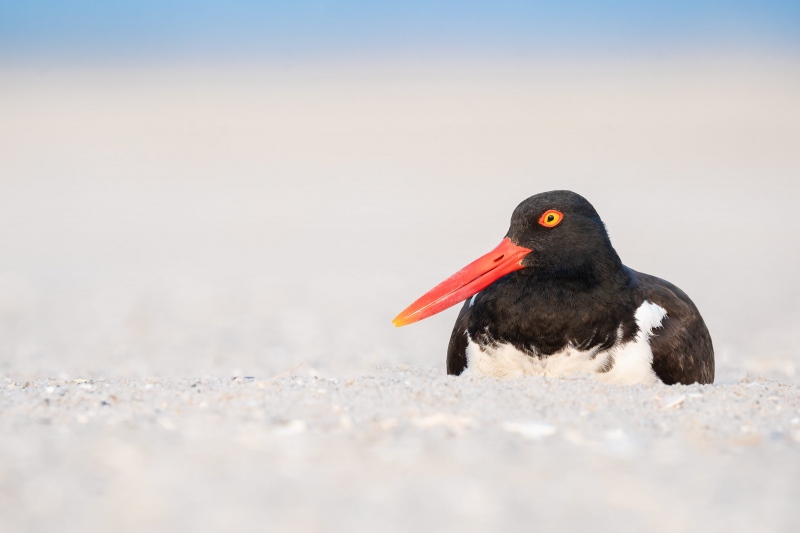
<box><xmin>538</xmin><ymin>209</ymin><xmax>563</xmax><ymax>228</ymax></box>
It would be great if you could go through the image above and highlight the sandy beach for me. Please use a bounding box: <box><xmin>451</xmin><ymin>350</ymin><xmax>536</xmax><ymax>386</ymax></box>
<box><xmin>2</xmin><ymin>372</ymin><xmax>799</xmax><ymax>532</ymax></box>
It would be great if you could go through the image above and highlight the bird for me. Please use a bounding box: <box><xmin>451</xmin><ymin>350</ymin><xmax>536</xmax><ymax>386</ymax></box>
<box><xmin>393</xmin><ymin>190</ymin><xmax>714</xmax><ymax>385</ymax></box>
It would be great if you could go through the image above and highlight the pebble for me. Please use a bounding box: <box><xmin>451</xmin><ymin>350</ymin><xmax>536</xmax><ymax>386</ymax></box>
<box><xmin>661</xmin><ymin>394</ymin><xmax>686</xmax><ymax>410</ymax></box>
<box><xmin>502</xmin><ymin>421</ymin><xmax>557</xmax><ymax>440</ymax></box>
<box><xmin>273</xmin><ymin>420</ymin><xmax>306</xmax><ymax>437</ymax></box>
<box><xmin>412</xmin><ymin>413</ymin><xmax>473</xmax><ymax>432</ymax></box>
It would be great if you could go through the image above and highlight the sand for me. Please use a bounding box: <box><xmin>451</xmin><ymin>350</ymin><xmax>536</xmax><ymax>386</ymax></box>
<box><xmin>2</xmin><ymin>372</ymin><xmax>799</xmax><ymax>532</ymax></box>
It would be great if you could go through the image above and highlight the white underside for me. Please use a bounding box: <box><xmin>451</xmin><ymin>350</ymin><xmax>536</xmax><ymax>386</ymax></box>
<box><xmin>463</xmin><ymin>301</ymin><xmax>667</xmax><ymax>385</ymax></box>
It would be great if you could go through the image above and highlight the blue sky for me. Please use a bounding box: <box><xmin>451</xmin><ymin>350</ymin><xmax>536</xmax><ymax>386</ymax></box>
<box><xmin>1</xmin><ymin>1</ymin><xmax>798</xmax><ymax>62</ymax></box>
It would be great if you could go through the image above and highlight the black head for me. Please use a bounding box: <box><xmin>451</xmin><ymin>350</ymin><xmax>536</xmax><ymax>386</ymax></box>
<box><xmin>507</xmin><ymin>190</ymin><xmax>622</xmax><ymax>279</ymax></box>
<box><xmin>393</xmin><ymin>190</ymin><xmax>628</xmax><ymax>327</ymax></box>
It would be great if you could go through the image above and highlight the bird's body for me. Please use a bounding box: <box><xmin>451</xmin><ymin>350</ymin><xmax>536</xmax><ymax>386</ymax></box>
<box><xmin>447</xmin><ymin>267</ymin><xmax>713</xmax><ymax>385</ymax></box>
<box><xmin>395</xmin><ymin>190</ymin><xmax>714</xmax><ymax>385</ymax></box>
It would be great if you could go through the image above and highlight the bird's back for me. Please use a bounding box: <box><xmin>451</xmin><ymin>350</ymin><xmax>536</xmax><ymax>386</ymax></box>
<box><xmin>629</xmin><ymin>268</ymin><xmax>714</xmax><ymax>384</ymax></box>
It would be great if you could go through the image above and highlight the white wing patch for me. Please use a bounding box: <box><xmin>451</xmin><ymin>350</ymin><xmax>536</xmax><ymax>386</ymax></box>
<box><xmin>464</xmin><ymin>300</ymin><xmax>667</xmax><ymax>385</ymax></box>
<box><xmin>597</xmin><ymin>301</ymin><xmax>666</xmax><ymax>385</ymax></box>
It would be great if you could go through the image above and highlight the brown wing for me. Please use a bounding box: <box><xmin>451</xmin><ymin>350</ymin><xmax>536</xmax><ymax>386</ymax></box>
<box><xmin>446</xmin><ymin>300</ymin><xmax>472</xmax><ymax>375</ymax></box>
<box><xmin>630</xmin><ymin>268</ymin><xmax>715</xmax><ymax>384</ymax></box>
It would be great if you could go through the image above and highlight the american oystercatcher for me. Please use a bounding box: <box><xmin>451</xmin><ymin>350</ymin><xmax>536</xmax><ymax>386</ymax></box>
<box><xmin>393</xmin><ymin>190</ymin><xmax>714</xmax><ymax>385</ymax></box>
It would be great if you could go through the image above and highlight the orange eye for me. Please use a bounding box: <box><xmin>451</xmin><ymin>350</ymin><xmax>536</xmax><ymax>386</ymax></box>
<box><xmin>538</xmin><ymin>209</ymin><xmax>563</xmax><ymax>228</ymax></box>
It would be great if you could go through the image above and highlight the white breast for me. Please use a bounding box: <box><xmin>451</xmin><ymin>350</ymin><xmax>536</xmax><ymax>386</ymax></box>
<box><xmin>464</xmin><ymin>300</ymin><xmax>667</xmax><ymax>385</ymax></box>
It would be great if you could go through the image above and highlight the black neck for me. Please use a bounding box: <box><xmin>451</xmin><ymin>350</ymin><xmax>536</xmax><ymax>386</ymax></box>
<box><xmin>469</xmin><ymin>249</ymin><xmax>637</xmax><ymax>356</ymax></box>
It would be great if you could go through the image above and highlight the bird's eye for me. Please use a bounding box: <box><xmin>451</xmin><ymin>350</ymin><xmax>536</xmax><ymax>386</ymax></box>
<box><xmin>538</xmin><ymin>209</ymin><xmax>563</xmax><ymax>228</ymax></box>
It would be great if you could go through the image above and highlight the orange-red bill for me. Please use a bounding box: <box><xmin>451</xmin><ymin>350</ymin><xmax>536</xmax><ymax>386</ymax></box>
<box><xmin>392</xmin><ymin>237</ymin><xmax>532</xmax><ymax>327</ymax></box>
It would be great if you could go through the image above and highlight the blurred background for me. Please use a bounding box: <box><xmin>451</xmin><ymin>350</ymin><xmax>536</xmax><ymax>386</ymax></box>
<box><xmin>1</xmin><ymin>1</ymin><xmax>799</xmax><ymax>381</ymax></box>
